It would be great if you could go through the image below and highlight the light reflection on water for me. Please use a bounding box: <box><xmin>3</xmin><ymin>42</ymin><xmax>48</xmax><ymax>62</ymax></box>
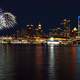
<box><xmin>48</xmin><ymin>45</ymin><xmax>56</xmax><ymax>80</ymax></box>
<box><xmin>0</xmin><ymin>44</ymin><xmax>80</xmax><ymax>80</ymax></box>
<box><xmin>35</xmin><ymin>45</ymin><xmax>44</xmax><ymax>80</ymax></box>
<box><xmin>0</xmin><ymin>44</ymin><xmax>15</xmax><ymax>80</ymax></box>
<box><xmin>76</xmin><ymin>45</ymin><xmax>80</xmax><ymax>80</ymax></box>
<box><xmin>77</xmin><ymin>45</ymin><xmax>80</xmax><ymax>63</ymax></box>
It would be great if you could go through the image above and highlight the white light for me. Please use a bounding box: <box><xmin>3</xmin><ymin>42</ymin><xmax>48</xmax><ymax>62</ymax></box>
<box><xmin>38</xmin><ymin>24</ymin><xmax>41</xmax><ymax>27</ymax></box>
<box><xmin>64</xmin><ymin>19</ymin><xmax>67</xmax><ymax>21</ymax></box>
<box><xmin>73</xmin><ymin>27</ymin><xmax>77</xmax><ymax>31</ymax></box>
<box><xmin>47</xmin><ymin>41</ymin><xmax>60</xmax><ymax>45</ymax></box>
<box><xmin>31</xmin><ymin>24</ymin><xmax>33</xmax><ymax>26</ymax></box>
<box><xmin>27</xmin><ymin>25</ymin><xmax>29</xmax><ymax>27</ymax></box>
<box><xmin>49</xmin><ymin>37</ymin><xmax>54</xmax><ymax>41</ymax></box>
<box><xmin>47</xmin><ymin>37</ymin><xmax>60</xmax><ymax>45</ymax></box>
<box><xmin>0</xmin><ymin>11</ymin><xmax>16</xmax><ymax>29</ymax></box>
<box><xmin>48</xmin><ymin>45</ymin><xmax>55</xmax><ymax>79</ymax></box>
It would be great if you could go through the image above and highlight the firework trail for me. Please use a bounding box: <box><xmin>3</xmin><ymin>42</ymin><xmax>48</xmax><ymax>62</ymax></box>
<box><xmin>0</xmin><ymin>9</ymin><xmax>16</xmax><ymax>29</ymax></box>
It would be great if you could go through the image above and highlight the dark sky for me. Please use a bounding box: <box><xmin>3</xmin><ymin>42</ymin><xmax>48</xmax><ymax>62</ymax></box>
<box><xmin>0</xmin><ymin>0</ymin><xmax>79</xmax><ymax>34</ymax></box>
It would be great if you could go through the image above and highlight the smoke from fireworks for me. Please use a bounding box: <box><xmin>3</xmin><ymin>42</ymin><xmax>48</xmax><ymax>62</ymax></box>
<box><xmin>0</xmin><ymin>9</ymin><xmax>16</xmax><ymax>29</ymax></box>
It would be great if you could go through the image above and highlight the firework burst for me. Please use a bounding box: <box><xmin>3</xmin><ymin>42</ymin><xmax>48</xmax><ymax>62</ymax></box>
<box><xmin>0</xmin><ymin>9</ymin><xmax>16</xmax><ymax>29</ymax></box>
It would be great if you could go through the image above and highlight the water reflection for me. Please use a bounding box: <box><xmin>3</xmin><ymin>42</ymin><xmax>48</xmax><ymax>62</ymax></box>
<box><xmin>0</xmin><ymin>44</ymin><xmax>6</xmax><ymax>80</ymax></box>
<box><xmin>0</xmin><ymin>44</ymin><xmax>80</xmax><ymax>80</ymax></box>
<box><xmin>0</xmin><ymin>44</ymin><xmax>15</xmax><ymax>80</ymax></box>
<box><xmin>76</xmin><ymin>45</ymin><xmax>80</xmax><ymax>80</ymax></box>
<box><xmin>68</xmin><ymin>46</ymin><xmax>76</xmax><ymax>80</ymax></box>
<box><xmin>77</xmin><ymin>45</ymin><xmax>80</xmax><ymax>63</ymax></box>
<box><xmin>48</xmin><ymin>44</ymin><xmax>56</xmax><ymax>80</ymax></box>
<box><xmin>35</xmin><ymin>45</ymin><xmax>44</xmax><ymax>80</ymax></box>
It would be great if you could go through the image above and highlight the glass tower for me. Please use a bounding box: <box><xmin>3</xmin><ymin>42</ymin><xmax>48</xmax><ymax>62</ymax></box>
<box><xmin>78</xmin><ymin>16</ymin><xmax>80</xmax><ymax>36</ymax></box>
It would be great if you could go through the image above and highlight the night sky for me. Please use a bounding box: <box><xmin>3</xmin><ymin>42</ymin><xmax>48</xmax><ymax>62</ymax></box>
<box><xmin>0</xmin><ymin>0</ymin><xmax>79</xmax><ymax>34</ymax></box>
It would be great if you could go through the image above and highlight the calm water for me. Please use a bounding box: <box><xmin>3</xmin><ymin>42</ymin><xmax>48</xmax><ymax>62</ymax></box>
<box><xmin>0</xmin><ymin>44</ymin><xmax>80</xmax><ymax>80</ymax></box>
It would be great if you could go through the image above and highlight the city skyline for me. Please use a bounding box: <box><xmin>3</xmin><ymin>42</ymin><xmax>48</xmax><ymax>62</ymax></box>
<box><xmin>0</xmin><ymin>0</ymin><xmax>79</xmax><ymax>30</ymax></box>
<box><xmin>0</xmin><ymin>7</ymin><xmax>78</xmax><ymax>35</ymax></box>
<box><xmin>0</xmin><ymin>13</ymin><xmax>78</xmax><ymax>35</ymax></box>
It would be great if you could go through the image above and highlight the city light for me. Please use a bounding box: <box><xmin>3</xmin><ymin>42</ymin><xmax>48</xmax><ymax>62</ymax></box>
<box><xmin>73</xmin><ymin>27</ymin><xmax>77</xmax><ymax>32</ymax></box>
<box><xmin>0</xmin><ymin>13</ymin><xmax>79</xmax><ymax>45</ymax></box>
<box><xmin>49</xmin><ymin>37</ymin><xmax>54</xmax><ymax>41</ymax></box>
<box><xmin>47</xmin><ymin>37</ymin><xmax>60</xmax><ymax>45</ymax></box>
<box><xmin>38</xmin><ymin>24</ymin><xmax>41</xmax><ymax>27</ymax></box>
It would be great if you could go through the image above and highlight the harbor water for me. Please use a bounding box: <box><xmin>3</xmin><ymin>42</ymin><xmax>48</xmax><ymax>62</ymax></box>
<box><xmin>0</xmin><ymin>44</ymin><xmax>80</xmax><ymax>80</ymax></box>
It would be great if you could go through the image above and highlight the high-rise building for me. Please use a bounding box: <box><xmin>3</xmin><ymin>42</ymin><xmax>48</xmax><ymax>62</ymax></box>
<box><xmin>78</xmin><ymin>16</ymin><xmax>80</xmax><ymax>36</ymax></box>
<box><xmin>26</xmin><ymin>24</ymin><xmax>34</xmax><ymax>37</ymax></box>
<box><xmin>63</xmin><ymin>19</ymin><xmax>70</xmax><ymax>38</ymax></box>
<box><xmin>35</xmin><ymin>23</ymin><xmax>43</xmax><ymax>37</ymax></box>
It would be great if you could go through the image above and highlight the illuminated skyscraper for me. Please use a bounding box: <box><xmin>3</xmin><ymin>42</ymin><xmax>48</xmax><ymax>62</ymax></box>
<box><xmin>35</xmin><ymin>23</ymin><xmax>43</xmax><ymax>37</ymax></box>
<box><xmin>26</xmin><ymin>24</ymin><xmax>34</xmax><ymax>37</ymax></box>
<box><xmin>62</xmin><ymin>19</ymin><xmax>70</xmax><ymax>38</ymax></box>
<box><xmin>78</xmin><ymin>16</ymin><xmax>80</xmax><ymax>36</ymax></box>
